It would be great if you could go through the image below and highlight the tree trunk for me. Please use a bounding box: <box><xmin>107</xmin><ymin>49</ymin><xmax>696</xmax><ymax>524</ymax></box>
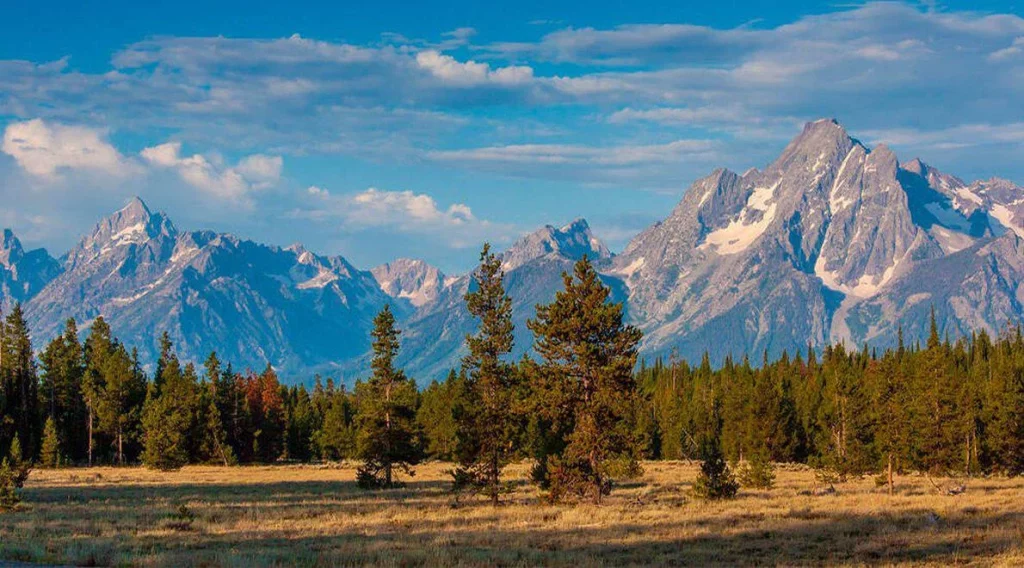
<box><xmin>491</xmin><ymin>449</ymin><xmax>499</xmax><ymax>506</ymax></box>
<box><xmin>117</xmin><ymin>429</ymin><xmax>124</xmax><ymax>466</ymax></box>
<box><xmin>88</xmin><ymin>409</ymin><xmax>94</xmax><ymax>467</ymax></box>
<box><xmin>887</xmin><ymin>452</ymin><xmax>894</xmax><ymax>496</ymax></box>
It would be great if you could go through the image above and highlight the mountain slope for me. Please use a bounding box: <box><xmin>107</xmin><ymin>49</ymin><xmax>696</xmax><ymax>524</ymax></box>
<box><xmin>0</xmin><ymin>229</ymin><xmax>61</xmax><ymax>312</ymax></box>
<box><xmin>371</xmin><ymin>259</ymin><xmax>447</xmax><ymax>308</ymax></box>
<box><xmin>397</xmin><ymin>219</ymin><xmax>615</xmax><ymax>380</ymax></box>
<box><xmin>25</xmin><ymin>197</ymin><xmax>394</xmax><ymax>376</ymax></box>
<box><xmin>614</xmin><ymin>119</ymin><xmax>1022</xmax><ymax>364</ymax></box>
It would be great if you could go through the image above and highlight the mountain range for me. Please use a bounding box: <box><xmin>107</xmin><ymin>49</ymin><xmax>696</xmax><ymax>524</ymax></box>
<box><xmin>3</xmin><ymin>119</ymin><xmax>1023</xmax><ymax>383</ymax></box>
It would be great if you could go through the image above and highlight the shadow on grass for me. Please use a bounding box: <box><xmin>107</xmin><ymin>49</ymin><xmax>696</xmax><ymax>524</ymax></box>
<box><xmin>3</xmin><ymin>478</ymin><xmax>1024</xmax><ymax>566</ymax></box>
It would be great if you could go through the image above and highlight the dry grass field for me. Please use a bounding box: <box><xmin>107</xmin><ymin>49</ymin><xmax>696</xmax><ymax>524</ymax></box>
<box><xmin>1</xmin><ymin>461</ymin><xmax>1023</xmax><ymax>567</ymax></box>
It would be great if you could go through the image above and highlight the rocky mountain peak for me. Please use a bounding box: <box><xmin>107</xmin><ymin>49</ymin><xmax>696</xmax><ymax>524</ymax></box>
<box><xmin>0</xmin><ymin>228</ymin><xmax>61</xmax><ymax>311</ymax></box>
<box><xmin>103</xmin><ymin>196</ymin><xmax>175</xmax><ymax>239</ymax></box>
<box><xmin>778</xmin><ymin>118</ymin><xmax>856</xmax><ymax>157</ymax></box>
<box><xmin>0</xmin><ymin>229</ymin><xmax>24</xmax><ymax>266</ymax></box>
<box><xmin>500</xmin><ymin>218</ymin><xmax>610</xmax><ymax>272</ymax></box>
<box><xmin>66</xmin><ymin>197</ymin><xmax>178</xmax><ymax>268</ymax></box>
<box><xmin>372</xmin><ymin>258</ymin><xmax>446</xmax><ymax>308</ymax></box>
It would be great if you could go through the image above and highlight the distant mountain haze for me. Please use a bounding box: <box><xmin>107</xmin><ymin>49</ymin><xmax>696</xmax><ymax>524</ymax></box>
<box><xmin>3</xmin><ymin>120</ymin><xmax>1023</xmax><ymax>383</ymax></box>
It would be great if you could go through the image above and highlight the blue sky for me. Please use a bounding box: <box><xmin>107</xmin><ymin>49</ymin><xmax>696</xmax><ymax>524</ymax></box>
<box><xmin>2</xmin><ymin>1</ymin><xmax>1024</xmax><ymax>273</ymax></box>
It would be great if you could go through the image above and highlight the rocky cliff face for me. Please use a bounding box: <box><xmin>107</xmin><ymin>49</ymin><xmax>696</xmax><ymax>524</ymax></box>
<box><xmin>610</xmin><ymin>119</ymin><xmax>1023</xmax><ymax>364</ymax></box>
<box><xmin>0</xmin><ymin>229</ymin><xmax>61</xmax><ymax>313</ymax></box>
<box><xmin>372</xmin><ymin>259</ymin><xmax>447</xmax><ymax>308</ymax></box>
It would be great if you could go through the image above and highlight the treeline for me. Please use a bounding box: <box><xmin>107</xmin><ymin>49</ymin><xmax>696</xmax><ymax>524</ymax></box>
<box><xmin>0</xmin><ymin>251</ymin><xmax>643</xmax><ymax>505</ymax></box>
<box><xmin>637</xmin><ymin>317</ymin><xmax>1024</xmax><ymax>488</ymax></box>
<box><xmin>2</xmin><ymin>248</ymin><xmax>1024</xmax><ymax>504</ymax></box>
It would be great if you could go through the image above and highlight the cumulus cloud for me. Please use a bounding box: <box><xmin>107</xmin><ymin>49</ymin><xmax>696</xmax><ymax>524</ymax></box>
<box><xmin>1</xmin><ymin>119</ymin><xmax>139</xmax><ymax>180</ymax></box>
<box><xmin>296</xmin><ymin>186</ymin><xmax>510</xmax><ymax>248</ymax></box>
<box><xmin>141</xmin><ymin>142</ymin><xmax>282</xmax><ymax>199</ymax></box>
<box><xmin>415</xmin><ymin>50</ymin><xmax>534</xmax><ymax>86</ymax></box>
<box><xmin>3</xmin><ymin>2</ymin><xmax>1024</xmax><ymax>191</ymax></box>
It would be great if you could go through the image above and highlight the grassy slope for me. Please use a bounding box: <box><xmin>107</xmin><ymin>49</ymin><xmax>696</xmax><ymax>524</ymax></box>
<box><xmin>1</xmin><ymin>461</ymin><xmax>1023</xmax><ymax>567</ymax></box>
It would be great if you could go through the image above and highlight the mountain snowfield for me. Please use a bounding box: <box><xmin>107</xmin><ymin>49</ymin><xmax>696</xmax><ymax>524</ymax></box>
<box><xmin>2</xmin><ymin>119</ymin><xmax>1023</xmax><ymax>382</ymax></box>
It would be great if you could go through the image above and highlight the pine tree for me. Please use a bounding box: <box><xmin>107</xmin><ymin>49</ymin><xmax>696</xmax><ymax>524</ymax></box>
<box><xmin>0</xmin><ymin>458</ymin><xmax>23</xmax><ymax>510</ymax></box>
<box><xmin>96</xmin><ymin>344</ymin><xmax>147</xmax><ymax>465</ymax></box>
<box><xmin>453</xmin><ymin>244</ymin><xmax>520</xmax><ymax>504</ymax></box>
<box><xmin>284</xmin><ymin>386</ymin><xmax>315</xmax><ymax>462</ymax></box>
<box><xmin>416</xmin><ymin>371</ymin><xmax>465</xmax><ymax>460</ymax></box>
<box><xmin>2</xmin><ymin>434</ymin><xmax>31</xmax><ymax>508</ymax></box>
<box><xmin>315</xmin><ymin>385</ymin><xmax>356</xmax><ymax>460</ymax></box>
<box><xmin>814</xmin><ymin>344</ymin><xmax>874</xmax><ymax>478</ymax></box>
<box><xmin>355</xmin><ymin>306</ymin><xmax>420</xmax><ymax>489</ymax></box>
<box><xmin>82</xmin><ymin>317</ymin><xmax>114</xmax><ymax>466</ymax></box>
<box><xmin>39</xmin><ymin>318</ymin><xmax>87</xmax><ymax>463</ymax></box>
<box><xmin>527</xmin><ymin>256</ymin><xmax>643</xmax><ymax>504</ymax></box>
<box><xmin>692</xmin><ymin>426</ymin><xmax>739</xmax><ymax>500</ymax></box>
<box><xmin>141</xmin><ymin>341</ymin><xmax>199</xmax><ymax>470</ymax></box>
<box><xmin>868</xmin><ymin>352</ymin><xmax>911</xmax><ymax>494</ymax></box>
<box><xmin>737</xmin><ymin>445</ymin><xmax>775</xmax><ymax>490</ymax></box>
<box><xmin>0</xmin><ymin>304</ymin><xmax>40</xmax><ymax>462</ymax></box>
<box><xmin>39</xmin><ymin>416</ymin><xmax>61</xmax><ymax>468</ymax></box>
<box><xmin>202</xmin><ymin>384</ymin><xmax>236</xmax><ymax>465</ymax></box>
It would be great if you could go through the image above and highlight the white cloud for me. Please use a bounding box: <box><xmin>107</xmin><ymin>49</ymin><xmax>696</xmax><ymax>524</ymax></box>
<box><xmin>236</xmin><ymin>154</ymin><xmax>284</xmax><ymax>188</ymax></box>
<box><xmin>415</xmin><ymin>50</ymin><xmax>534</xmax><ymax>86</ymax></box>
<box><xmin>297</xmin><ymin>186</ymin><xmax>508</xmax><ymax>247</ymax></box>
<box><xmin>141</xmin><ymin>141</ymin><xmax>282</xmax><ymax>199</ymax></box>
<box><xmin>1</xmin><ymin>119</ymin><xmax>138</xmax><ymax>180</ymax></box>
<box><xmin>4</xmin><ymin>3</ymin><xmax>1024</xmax><ymax>192</ymax></box>
<box><xmin>990</xmin><ymin>37</ymin><xmax>1024</xmax><ymax>60</ymax></box>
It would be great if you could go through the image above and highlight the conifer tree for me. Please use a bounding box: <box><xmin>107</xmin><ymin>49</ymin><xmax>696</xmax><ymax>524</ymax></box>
<box><xmin>39</xmin><ymin>318</ymin><xmax>86</xmax><ymax>463</ymax></box>
<box><xmin>355</xmin><ymin>305</ymin><xmax>420</xmax><ymax>489</ymax></box>
<box><xmin>737</xmin><ymin>446</ymin><xmax>775</xmax><ymax>490</ymax></box>
<box><xmin>454</xmin><ymin>244</ymin><xmax>520</xmax><ymax>504</ymax></box>
<box><xmin>82</xmin><ymin>317</ymin><xmax>114</xmax><ymax>466</ymax></box>
<box><xmin>868</xmin><ymin>352</ymin><xmax>910</xmax><ymax>494</ymax></box>
<box><xmin>692</xmin><ymin>420</ymin><xmax>739</xmax><ymax>500</ymax></box>
<box><xmin>0</xmin><ymin>458</ymin><xmax>21</xmax><ymax>510</ymax></box>
<box><xmin>141</xmin><ymin>341</ymin><xmax>199</xmax><ymax>470</ymax></box>
<box><xmin>315</xmin><ymin>385</ymin><xmax>356</xmax><ymax>460</ymax></box>
<box><xmin>96</xmin><ymin>344</ymin><xmax>147</xmax><ymax>465</ymax></box>
<box><xmin>0</xmin><ymin>305</ymin><xmax>40</xmax><ymax>461</ymax></box>
<box><xmin>527</xmin><ymin>256</ymin><xmax>643</xmax><ymax>503</ymax></box>
<box><xmin>202</xmin><ymin>381</ymin><xmax>236</xmax><ymax>466</ymax></box>
<box><xmin>416</xmin><ymin>370</ymin><xmax>465</xmax><ymax>460</ymax></box>
<box><xmin>39</xmin><ymin>416</ymin><xmax>61</xmax><ymax>468</ymax></box>
<box><xmin>0</xmin><ymin>436</ymin><xmax>31</xmax><ymax>510</ymax></box>
<box><xmin>284</xmin><ymin>385</ymin><xmax>315</xmax><ymax>462</ymax></box>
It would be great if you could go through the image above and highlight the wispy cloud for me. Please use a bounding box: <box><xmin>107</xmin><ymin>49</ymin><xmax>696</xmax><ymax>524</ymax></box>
<box><xmin>141</xmin><ymin>142</ymin><xmax>283</xmax><ymax>201</ymax></box>
<box><xmin>294</xmin><ymin>186</ymin><xmax>516</xmax><ymax>248</ymax></box>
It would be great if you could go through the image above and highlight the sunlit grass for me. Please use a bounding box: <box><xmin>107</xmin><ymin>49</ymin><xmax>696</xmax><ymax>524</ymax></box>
<box><xmin>1</xmin><ymin>461</ymin><xmax>1022</xmax><ymax>566</ymax></box>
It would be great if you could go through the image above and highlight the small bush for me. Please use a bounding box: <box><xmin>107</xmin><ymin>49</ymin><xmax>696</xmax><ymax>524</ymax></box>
<box><xmin>738</xmin><ymin>452</ymin><xmax>776</xmax><ymax>490</ymax></box>
<box><xmin>0</xmin><ymin>458</ymin><xmax>28</xmax><ymax>511</ymax></box>
<box><xmin>692</xmin><ymin>437</ymin><xmax>739</xmax><ymax>500</ymax></box>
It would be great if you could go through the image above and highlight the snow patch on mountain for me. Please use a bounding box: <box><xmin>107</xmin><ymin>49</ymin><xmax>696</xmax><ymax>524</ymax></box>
<box><xmin>990</xmin><ymin>203</ymin><xmax>1024</xmax><ymax>238</ymax></box>
<box><xmin>702</xmin><ymin>180</ymin><xmax>779</xmax><ymax>254</ymax></box>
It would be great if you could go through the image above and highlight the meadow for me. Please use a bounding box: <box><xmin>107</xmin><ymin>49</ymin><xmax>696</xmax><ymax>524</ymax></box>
<box><xmin>1</xmin><ymin>462</ymin><xmax>1022</xmax><ymax>567</ymax></box>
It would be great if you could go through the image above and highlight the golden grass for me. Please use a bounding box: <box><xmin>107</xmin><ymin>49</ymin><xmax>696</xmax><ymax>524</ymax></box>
<box><xmin>1</xmin><ymin>461</ymin><xmax>1023</xmax><ymax>566</ymax></box>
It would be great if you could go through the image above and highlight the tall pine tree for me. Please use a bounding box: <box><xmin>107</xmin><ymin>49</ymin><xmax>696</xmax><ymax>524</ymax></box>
<box><xmin>527</xmin><ymin>256</ymin><xmax>643</xmax><ymax>504</ymax></box>
<box><xmin>354</xmin><ymin>306</ymin><xmax>420</xmax><ymax>489</ymax></box>
<box><xmin>453</xmin><ymin>244</ymin><xmax>521</xmax><ymax>504</ymax></box>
